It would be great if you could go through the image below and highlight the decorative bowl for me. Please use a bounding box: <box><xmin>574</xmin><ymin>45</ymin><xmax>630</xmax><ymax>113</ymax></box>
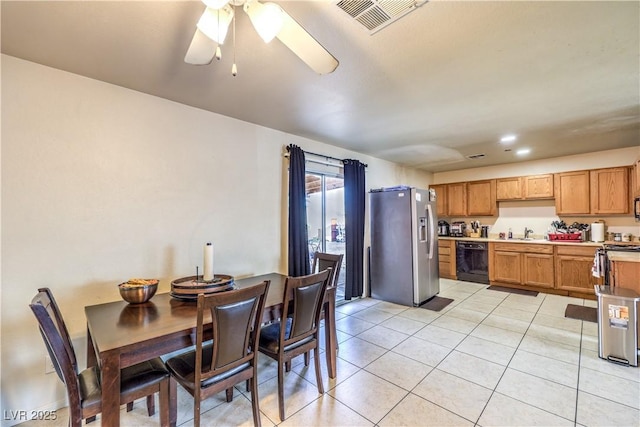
<box><xmin>118</xmin><ymin>279</ymin><xmax>158</xmax><ymax>304</ymax></box>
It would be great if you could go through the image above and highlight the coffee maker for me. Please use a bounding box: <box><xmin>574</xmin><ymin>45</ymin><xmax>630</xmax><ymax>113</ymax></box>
<box><xmin>438</xmin><ymin>220</ymin><xmax>450</xmax><ymax>236</ymax></box>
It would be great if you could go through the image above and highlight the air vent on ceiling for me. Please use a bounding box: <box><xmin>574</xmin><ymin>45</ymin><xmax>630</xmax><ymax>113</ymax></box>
<box><xmin>336</xmin><ymin>0</ymin><xmax>428</xmax><ymax>34</ymax></box>
<box><xmin>466</xmin><ymin>154</ymin><xmax>486</xmax><ymax>160</ymax></box>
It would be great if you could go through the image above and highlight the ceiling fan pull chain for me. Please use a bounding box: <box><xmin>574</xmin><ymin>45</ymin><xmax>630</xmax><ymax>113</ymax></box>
<box><xmin>231</xmin><ymin>6</ymin><xmax>237</xmax><ymax>76</ymax></box>
<box><xmin>215</xmin><ymin>8</ymin><xmax>222</xmax><ymax>60</ymax></box>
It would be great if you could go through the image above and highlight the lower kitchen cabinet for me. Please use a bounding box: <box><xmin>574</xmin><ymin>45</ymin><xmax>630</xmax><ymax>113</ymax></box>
<box><xmin>608</xmin><ymin>255</ymin><xmax>640</xmax><ymax>294</ymax></box>
<box><xmin>523</xmin><ymin>253</ymin><xmax>555</xmax><ymax>288</ymax></box>
<box><xmin>491</xmin><ymin>242</ymin><xmax>554</xmax><ymax>289</ymax></box>
<box><xmin>493</xmin><ymin>251</ymin><xmax>521</xmax><ymax>284</ymax></box>
<box><xmin>555</xmin><ymin>245</ymin><xmax>601</xmax><ymax>295</ymax></box>
<box><xmin>438</xmin><ymin>239</ymin><xmax>456</xmax><ymax>279</ymax></box>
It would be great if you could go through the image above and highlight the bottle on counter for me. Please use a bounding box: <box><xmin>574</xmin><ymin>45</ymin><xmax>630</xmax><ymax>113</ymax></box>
<box><xmin>508</xmin><ymin>228</ymin><xmax>513</xmax><ymax>239</ymax></box>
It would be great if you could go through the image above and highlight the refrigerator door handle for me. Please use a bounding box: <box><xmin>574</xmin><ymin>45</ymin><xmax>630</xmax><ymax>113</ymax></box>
<box><xmin>427</xmin><ymin>204</ymin><xmax>435</xmax><ymax>260</ymax></box>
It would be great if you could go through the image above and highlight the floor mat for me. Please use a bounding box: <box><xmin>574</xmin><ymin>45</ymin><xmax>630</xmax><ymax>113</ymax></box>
<box><xmin>420</xmin><ymin>296</ymin><xmax>454</xmax><ymax>312</ymax></box>
<box><xmin>487</xmin><ymin>285</ymin><xmax>539</xmax><ymax>297</ymax></box>
<box><xmin>565</xmin><ymin>304</ymin><xmax>597</xmax><ymax>323</ymax></box>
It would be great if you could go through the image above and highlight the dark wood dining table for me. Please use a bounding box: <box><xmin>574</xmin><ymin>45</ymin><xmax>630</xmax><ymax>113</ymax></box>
<box><xmin>84</xmin><ymin>272</ymin><xmax>338</xmax><ymax>427</ymax></box>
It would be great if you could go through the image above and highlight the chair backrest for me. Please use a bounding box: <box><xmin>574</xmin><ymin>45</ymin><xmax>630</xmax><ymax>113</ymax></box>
<box><xmin>30</xmin><ymin>290</ymin><xmax>83</xmax><ymax>414</ymax></box>
<box><xmin>281</xmin><ymin>269</ymin><xmax>331</xmax><ymax>349</ymax></box>
<box><xmin>36</xmin><ymin>288</ymin><xmax>78</xmax><ymax>372</ymax></box>
<box><xmin>312</xmin><ymin>252</ymin><xmax>344</xmax><ymax>289</ymax></box>
<box><xmin>196</xmin><ymin>281</ymin><xmax>270</xmax><ymax>383</ymax></box>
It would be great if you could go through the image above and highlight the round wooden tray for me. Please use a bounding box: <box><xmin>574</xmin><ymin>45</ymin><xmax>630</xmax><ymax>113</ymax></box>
<box><xmin>170</xmin><ymin>274</ymin><xmax>235</xmax><ymax>300</ymax></box>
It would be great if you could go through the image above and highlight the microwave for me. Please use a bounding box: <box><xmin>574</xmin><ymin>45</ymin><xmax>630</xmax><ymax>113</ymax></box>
<box><xmin>635</xmin><ymin>196</ymin><xmax>640</xmax><ymax>221</ymax></box>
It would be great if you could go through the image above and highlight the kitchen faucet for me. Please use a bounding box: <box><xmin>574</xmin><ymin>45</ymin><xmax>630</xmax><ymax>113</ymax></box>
<box><xmin>524</xmin><ymin>228</ymin><xmax>534</xmax><ymax>239</ymax></box>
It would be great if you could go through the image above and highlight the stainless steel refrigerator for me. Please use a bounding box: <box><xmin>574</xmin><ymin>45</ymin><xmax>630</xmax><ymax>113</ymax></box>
<box><xmin>369</xmin><ymin>187</ymin><xmax>440</xmax><ymax>306</ymax></box>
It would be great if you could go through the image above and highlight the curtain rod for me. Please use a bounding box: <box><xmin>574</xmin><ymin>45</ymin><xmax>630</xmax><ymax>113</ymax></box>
<box><xmin>285</xmin><ymin>146</ymin><xmax>368</xmax><ymax>168</ymax></box>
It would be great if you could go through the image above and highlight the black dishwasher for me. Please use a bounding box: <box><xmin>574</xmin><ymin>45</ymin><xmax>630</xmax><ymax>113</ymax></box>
<box><xmin>456</xmin><ymin>241</ymin><xmax>489</xmax><ymax>284</ymax></box>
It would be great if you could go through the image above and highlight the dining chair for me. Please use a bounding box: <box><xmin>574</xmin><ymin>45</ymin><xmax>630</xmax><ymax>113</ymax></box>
<box><xmin>29</xmin><ymin>288</ymin><xmax>175</xmax><ymax>427</ymax></box>
<box><xmin>258</xmin><ymin>269</ymin><xmax>331</xmax><ymax>421</ymax></box>
<box><xmin>312</xmin><ymin>252</ymin><xmax>343</xmax><ymax>290</ymax></box>
<box><xmin>164</xmin><ymin>280</ymin><xmax>270</xmax><ymax>427</ymax></box>
<box><xmin>306</xmin><ymin>252</ymin><xmax>344</xmax><ymax>364</ymax></box>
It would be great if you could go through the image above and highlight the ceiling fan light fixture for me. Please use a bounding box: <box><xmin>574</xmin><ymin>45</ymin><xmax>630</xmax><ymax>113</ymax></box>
<box><xmin>202</xmin><ymin>0</ymin><xmax>230</xmax><ymax>9</ymax></box>
<box><xmin>244</xmin><ymin>1</ymin><xmax>284</xmax><ymax>43</ymax></box>
<box><xmin>197</xmin><ymin>6</ymin><xmax>234</xmax><ymax>44</ymax></box>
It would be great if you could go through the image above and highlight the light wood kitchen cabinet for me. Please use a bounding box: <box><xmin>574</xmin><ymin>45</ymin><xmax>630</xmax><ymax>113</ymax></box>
<box><xmin>524</xmin><ymin>174</ymin><xmax>554</xmax><ymax>199</ymax></box>
<box><xmin>467</xmin><ymin>180</ymin><xmax>496</xmax><ymax>216</ymax></box>
<box><xmin>496</xmin><ymin>177</ymin><xmax>523</xmax><ymax>200</ymax></box>
<box><xmin>438</xmin><ymin>239</ymin><xmax>456</xmax><ymax>279</ymax></box>
<box><xmin>609</xmin><ymin>258</ymin><xmax>640</xmax><ymax>295</ymax></box>
<box><xmin>493</xmin><ymin>250</ymin><xmax>521</xmax><ymax>284</ymax></box>
<box><xmin>497</xmin><ymin>174</ymin><xmax>554</xmax><ymax>200</ymax></box>
<box><xmin>554</xmin><ymin>170</ymin><xmax>590</xmax><ymax>215</ymax></box>
<box><xmin>447</xmin><ymin>182</ymin><xmax>467</xmax><ymax>217</ymax></box>
<box><xmin>430</xmin><ymin>184</ymin><xmax>448</xmax><ymax>217</ymax></box>
<box><xmin>590</xmin><ymin>167</ymin><xmax>630</xmax><ymax>214</ymax></box>
<box><xmin>555</xmin><ymin>245</ymin><xmax>601</xmax><ymax>295</ymax></box>
<box><xmin>523</xmin><ymin>253</ymin><xmax>554</xmax><ymax>288</ymax></box>
<box><xmin>491</xmin><ymin>242</ymin><xmax>554</xmax><ymax>288</ymax></box>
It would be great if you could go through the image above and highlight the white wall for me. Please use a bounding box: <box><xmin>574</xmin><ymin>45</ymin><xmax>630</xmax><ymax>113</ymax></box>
<box><xmin>434</xmin><ymin>148</ymin><xmax>640</xmax><ymax>239</ymax></box>
<box><xmin>0</xmin><ymin>55</ymin><xmax>433</xmax><ymax>425</ymax></box>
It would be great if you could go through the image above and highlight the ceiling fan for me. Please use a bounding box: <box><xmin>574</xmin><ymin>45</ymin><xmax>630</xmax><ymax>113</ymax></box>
<box><xmin>185</xmin><ymin>0</ymin><xmax>339</xmax><ymax>75</ymax></box>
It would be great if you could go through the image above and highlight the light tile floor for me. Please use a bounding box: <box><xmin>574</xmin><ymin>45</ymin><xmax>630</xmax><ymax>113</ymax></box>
<box><xmin>21</xmin><ymin>279</ymin><xmax>640</xmax><ymax>426</ymax></box>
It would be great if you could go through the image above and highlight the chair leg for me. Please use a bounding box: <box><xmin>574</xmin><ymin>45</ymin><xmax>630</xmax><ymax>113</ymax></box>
<box><xmin>314</xmin><ymin>346</ymin><xmax>324</xmax><ymax>395</ymax></box>
<box><xmin>127</xmin><ymin>402</ymin><xmax>134</xmax><ymax>412</ymax></box>
<box><xmin>249</xmin><ymin>375</ymin><xmax>262</xmax><ymax>427</ymax></box>
<box><xmin>146</xmin><ymin>394</ymin><xmax>156</xmax><ymax>416</ymax></box>
<box><xmin>169</xmin><ymin>377</ymin><xmax>178</xmax><ymax>427</ymax></box>
<box><xmin>278</xmin><ymin>360</ymin><xmax>285</xmax><ymax>421</ymax></box>
<box><xmin>304</xmin><ymin>351</ymin><xmax>310</xmax><ymax>366</ymax></box>
<box><xmin>194</xmin><ymin>388</ymin><xmax>201</xmax><ymax>427</ymax></box>
<box><xmin>285</xmin><ymin>360</ymin><xmax>291</xmax><ymax>372</ymax></box>
<box><xmin>226</xmin><ymin>387</ymin><xmax>234</xmax><ymax>402</ymax></box>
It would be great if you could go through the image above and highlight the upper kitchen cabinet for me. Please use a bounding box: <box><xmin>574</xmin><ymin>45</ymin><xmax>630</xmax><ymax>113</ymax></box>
<box><xmin>467</xmin><ymin>180</ymin><xmax>497</xmax><ymax>216</ymax></box>
<box><xmin>590</xmin><ymin>167</ymin><xmax>630</xmax><ymax>214</ymax></box>
<box><xmin>554</xmin><ymin>170</ymin><xmax>591</xmax><ymax>215</ymax></box>
<box><xmin>447</xmin><ymin>182</ymin><xmax>467</xmax><ymax>216</ymax></box>
<box><xmin>430</xmin><ymin>184</ymin><xmax>448</xmax><ymax>217</ymax></box>
<box><xmin>496</xmin><ymin>174</ymin><xmax>553</xmax><ymax>200</ymax></box>
<box><xmin>496</xmin><ymin>177</ymin><xmax>523</xmax><ymax>200</ymax></box>
<box><xmin>524</xmin><ymin>174</ymin><xmax>554</xmax><ymax>199</ymax></box>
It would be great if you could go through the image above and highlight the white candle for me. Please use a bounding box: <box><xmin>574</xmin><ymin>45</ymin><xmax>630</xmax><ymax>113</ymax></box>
<box><xmin>203</xmin><ymin>242</ymin><xmax>214</xmax><ymax>281</ymax></box>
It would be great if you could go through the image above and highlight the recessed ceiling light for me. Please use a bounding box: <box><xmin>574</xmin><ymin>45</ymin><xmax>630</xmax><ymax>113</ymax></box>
<box><xmin>516</xmin><ymin>148</ymin><xmax>531</xmax><ymax>156</ymax></box>
<box><xmin>500</xmin><ymin>134</ymin><xmax>517</xmax><ymax>143</ymax></box>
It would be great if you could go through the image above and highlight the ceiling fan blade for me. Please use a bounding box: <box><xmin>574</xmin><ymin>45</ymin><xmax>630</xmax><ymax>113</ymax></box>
<box><xmin>184</xmin><ymin>28</ymin><xmax>217</xmax><ymax>65</ymax></box>
<box><xmin>276</xmin><ymin>9</ymin><xmax>338</xmax><ymax>75</ymax></box>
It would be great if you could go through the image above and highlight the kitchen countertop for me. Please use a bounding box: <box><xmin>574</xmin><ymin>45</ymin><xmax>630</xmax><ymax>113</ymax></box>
<box><xmin>438</xmin><ymin>236</ymin><xmax>631</xmax><ymax>247</ymax></box>
<box><xmin>607</xmin><ymin>251</ymin><xmax>640</xmax><ymax>262</ymax></box>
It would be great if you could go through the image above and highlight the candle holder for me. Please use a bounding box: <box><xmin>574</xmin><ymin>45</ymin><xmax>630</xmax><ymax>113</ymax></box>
<box><xmin>170</xmin><ymin>274</ymin><xmax>234</xmax><ymax>300</ymax></box>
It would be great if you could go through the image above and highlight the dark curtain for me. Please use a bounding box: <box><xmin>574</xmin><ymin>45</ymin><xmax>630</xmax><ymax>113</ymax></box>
<box><xmin>287</xmin><ymin>145</ymin><xmax>310</xmax><ymax>277</ymax></box>
<box><xmin>344</xmin><ymin>159</ymin><xmax>366</xmax><ymax>299</ymax></box>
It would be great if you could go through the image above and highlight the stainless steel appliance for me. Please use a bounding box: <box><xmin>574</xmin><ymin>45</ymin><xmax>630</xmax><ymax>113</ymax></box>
<box><xmin>634</xmin><ymin>196</ymin><xmax>640</xmax><ymax>221</ymax></box>
<box><xmin>438</xmin><ymin>220</ymin><xmax>450</xmax><ymax>236</ymax></box>
<box><xmin>595</xmin><ymin>285</ymin><xmax>640</xmax><ymax>366</ymax></box>
<box><xmin>456</xmin><ymin>241</ymin><xmax>489</xmax><ymax>284</ymax></box>
<box><xmin>369</xmin><ymin>187</ymin><xmax>440</xmax><ymax>306</ymax></box>
<box><xmin>450</xmin><ymin>222</ymin><xmax>466</xmax><ymax>237</ymax></box>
